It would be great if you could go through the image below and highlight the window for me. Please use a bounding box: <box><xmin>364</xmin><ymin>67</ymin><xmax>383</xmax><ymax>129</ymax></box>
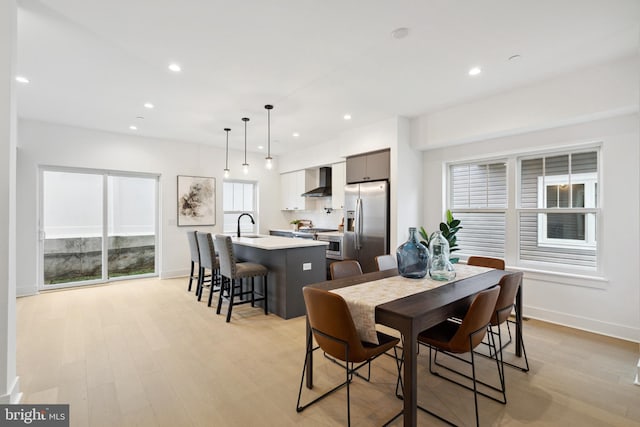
<box><xmin>223</xmin><ymin>180</ymin><xmax>257</xmax><ymax>234</ymax></box>
<box><xmin>519</xmin><ymin>150</ymin><xmax>598</xmax><ymax>268</ymax></box>
<box><xmin>449</xmin><ymin>161</ymin><xmax>507</xmax><ymax>259</ymax></box>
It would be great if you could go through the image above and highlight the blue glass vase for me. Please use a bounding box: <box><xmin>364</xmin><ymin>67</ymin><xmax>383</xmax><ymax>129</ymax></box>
<box><xmin>429</xmin><ymin>231</ymin><xmax>456</xmax><ymax>281</ymax></box>
<box><xmin>396</xmin><ymin>227</ymin><xmax>429</xmax><ymax>279</ymax></box>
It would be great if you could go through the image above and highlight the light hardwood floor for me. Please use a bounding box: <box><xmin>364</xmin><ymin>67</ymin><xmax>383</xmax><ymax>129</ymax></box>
<box><xmin>16</xmin><ymin>277</ymin><xmax>640</xmax><ymax>426</ymax></box>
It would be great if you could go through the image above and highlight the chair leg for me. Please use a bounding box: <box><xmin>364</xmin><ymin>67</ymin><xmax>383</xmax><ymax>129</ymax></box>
<box><xmin>188</xmin><ymin>261</ymin><xmax>195</xmax><ymax>291</ymax></box>
<box><xmin>216</xmin><ymin>277</ymin><xmax>226</xmax><ymax>315</ymax></box>
<box><xmin>251</xmin><ymin>277</ymin><xmax>255</xmax><ymax>307</ymax></box>
<box><xmin>263</xmin><ymin>275</ymin><xmax>268</xmax><ymax>314</ymax></box>
<box><xmin>470</xmin><ymin>335</ymin><xmax>480</xmax><ymax>427</ymax></box>
<box><xmin>226</xmin><ymin>278</ymin><xmax>236</xmax><ymax>322</ymax></box>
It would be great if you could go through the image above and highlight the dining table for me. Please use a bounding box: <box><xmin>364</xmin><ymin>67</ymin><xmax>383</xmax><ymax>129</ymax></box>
<box><xmin>305</xmin><ymin>267</ymin><xmax>522</xmax><ymax>427</ymax></box>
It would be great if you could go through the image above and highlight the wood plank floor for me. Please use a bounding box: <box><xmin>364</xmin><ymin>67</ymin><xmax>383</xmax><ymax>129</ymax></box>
<box><xmin>16</xmin><ymin>277</ymin><xmax>640</xmax><ymax>426</ymax></box>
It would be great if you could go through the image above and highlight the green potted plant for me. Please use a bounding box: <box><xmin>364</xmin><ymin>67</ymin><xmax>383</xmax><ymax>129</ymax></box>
<box><xmin>419</xmin><ymin>210</ymin><xmax>462</xmax><ymax>263</ymax></box>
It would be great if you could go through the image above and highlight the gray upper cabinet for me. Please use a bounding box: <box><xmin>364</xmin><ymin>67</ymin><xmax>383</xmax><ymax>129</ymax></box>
<box><xmin>346</xmin><ymin>149</ymin><xmax>390</xmax><ymax>183</ymax></box>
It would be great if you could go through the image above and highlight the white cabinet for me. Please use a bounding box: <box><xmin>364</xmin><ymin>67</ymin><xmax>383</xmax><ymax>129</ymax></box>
<box><xmin>280</xmin><ymin>170</ymin><xmax>309</xmax><ymax>211</ymax></box>
<box><xmin>331</xmin><ymin>162</ymin><xmax>346</xmax><ymax>210</ymax></box>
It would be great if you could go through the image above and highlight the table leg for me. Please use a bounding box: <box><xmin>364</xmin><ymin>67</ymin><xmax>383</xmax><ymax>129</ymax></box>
<box><xmin>402</xmin><ymin>327</ymin><xmax>417</xmax><ymax>427</ymax></box>
<box><xmin>515</xmin><ymin>280</ymin><xmax>523</xmax><ymax>357</ymax></box>
<box><xmin>305</xmin><ymin>315</ymin><xmax>313</xmax><ymax>389</ymax></box>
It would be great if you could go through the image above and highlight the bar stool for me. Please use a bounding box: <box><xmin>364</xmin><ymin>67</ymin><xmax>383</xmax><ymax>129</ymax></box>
<box><xmin>196</xmin><ymin>232</ymin><xmax>221</xmax><ymax>306</ymax></box>
<box><xmin>214</xmin><ymin>234</ymin><xmax>269</xmax><ymax>322</ymax></box>
<box><xmin>186</xmin><ymin>231</ymin><xmax>201</xmax><ymax>292</ymax></box>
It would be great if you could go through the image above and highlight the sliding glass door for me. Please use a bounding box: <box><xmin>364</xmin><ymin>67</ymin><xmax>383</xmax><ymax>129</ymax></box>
<box><xmin>40</xmin><ymin>168</ymin><xmax>158</xmax><ymax>288</ymax></box>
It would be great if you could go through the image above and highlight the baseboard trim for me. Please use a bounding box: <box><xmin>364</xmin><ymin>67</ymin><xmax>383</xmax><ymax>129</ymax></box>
<box><xmin>0</xmin><ymin>376</ymin><xmax>22</xmax><ymax>404</ymax></box>
<box><xmin>525</xmin><ymin>305</ymin><xmax>640</xmax><ymax>343</ymax></box>
<box><xmin>16</xmin><ymin>286</ymin><xmax>38</xmax><ymax>297</ymax></box>
<box><xmin>160</xmin><ymin>269</ymin><xmax>189</xmax><ymax>279</ymax></box>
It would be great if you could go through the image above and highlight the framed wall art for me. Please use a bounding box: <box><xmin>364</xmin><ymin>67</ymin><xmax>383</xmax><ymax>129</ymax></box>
<box><xmin>177</xmin><ymin>175</ymin><xmax>216</xmax><ymax>226</ymax></box>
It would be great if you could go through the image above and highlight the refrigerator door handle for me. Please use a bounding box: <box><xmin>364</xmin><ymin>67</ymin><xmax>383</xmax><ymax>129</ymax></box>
<box><xmin>355</xmin><ymin>198</ymin><xmax>362</xmax><ymax>250</ymax></box>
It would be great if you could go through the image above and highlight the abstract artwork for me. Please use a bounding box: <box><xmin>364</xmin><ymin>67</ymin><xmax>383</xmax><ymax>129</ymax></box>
<box><xmin>177</xmin><ymin>175</ymin><xmax>216</xmax><ymax>226</ymax></box>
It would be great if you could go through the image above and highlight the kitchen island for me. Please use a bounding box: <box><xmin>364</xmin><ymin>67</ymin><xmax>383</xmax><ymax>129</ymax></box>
<box><xmin>231</xmin><ymin>235</ymin><xmax>328</xmax><ymax>319</ymax></box>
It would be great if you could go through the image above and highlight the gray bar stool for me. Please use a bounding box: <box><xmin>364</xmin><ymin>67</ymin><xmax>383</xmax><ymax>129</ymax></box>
<box><xmin>196</xmin><ymin>232</ymin><xmax>221</xmax><ymax>306</ymax></box>
<box><xmin>186</xmin><ymin>230</ymin><xmax>201</xmax><ymax>292</ymax></box>
<box><xmin>214</xmin><ymin>234</ymin><xmax>269</xmax><ymax>322</ymax></box>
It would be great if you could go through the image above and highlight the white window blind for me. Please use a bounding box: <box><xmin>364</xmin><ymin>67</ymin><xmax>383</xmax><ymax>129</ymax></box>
<box><xmin>449</xmin><ymin>161</ymin><xmax>507</xmax><ymax>258</ymax></box>
<box><xmin>518</xmin><ymin>150</ymin><xmax>598</xmax><ymax>269</ymax></box>
<box><xmin>223</xmin><ymin>181</ymin><xmax>257</xmax><ymax>234</ymax></box>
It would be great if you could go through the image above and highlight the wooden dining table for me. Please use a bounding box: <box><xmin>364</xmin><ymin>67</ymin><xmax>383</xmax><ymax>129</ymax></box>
<box><xmin>305</xmin><ymin>267</ymin><xmax>522</xmax><ymax>427</ymax></box>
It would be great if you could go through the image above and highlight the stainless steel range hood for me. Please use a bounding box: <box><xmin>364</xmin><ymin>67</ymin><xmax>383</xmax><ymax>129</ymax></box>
<box><xmin>301</xmin><ymin>167</ymin><xmax>332</xmax><ymax>197</ymax></box>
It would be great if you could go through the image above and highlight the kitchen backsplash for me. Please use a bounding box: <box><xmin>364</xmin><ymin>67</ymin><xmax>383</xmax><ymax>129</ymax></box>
<box><xmin>282</xmin><ymin>199</ymin><xmax>344</xmax><ymax>229</ymax></box>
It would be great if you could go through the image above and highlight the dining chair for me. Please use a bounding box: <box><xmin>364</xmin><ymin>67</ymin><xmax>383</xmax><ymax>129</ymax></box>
<box><xmin>186</xmin><ymin>230</ymin><xmax>201</xmax><ymax>292</ymax></box>
<box><xmin>417</xmin><ymin>286</ymin><xmax>501</xmax><ymax>427</ymax></box>
<box><xmin>467</xmin><ymin>256</ymin><xmax>505</xmax><ymax>270</ymax></box>
<box><xmin>375</xmin><ymin>254</ymin><xmax>397</xmax><ymax>272</ymax></box>
<box><xmin>195</xmin><ymin>232</ymin><xmax>221</xmax><ymax>307</ymax></box>
<box><xmin>296</xmin><ymin>286</ymin><xmax>402</xmax><ymax>426</ymax></box>
<box><xmin>485</xmin><ymin>271</ymin><xmax>529</xmax><ymax>372</ymax></box>
<box><xmin>330</xmin><ymin>260</ymin><xmax>363</xmax><ymax>280</ymax></box>
<box><xmin>214</xmin><ymin>234</ymin><xmax>269</xmax><ymax>322</ymax></box>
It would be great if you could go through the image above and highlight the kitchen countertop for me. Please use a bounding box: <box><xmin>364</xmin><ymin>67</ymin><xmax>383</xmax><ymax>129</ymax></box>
<box><xmin>232</xmin><ymin>235</ymin><xmax>328</xmax><ymax>250</ymax></box>
<box><xmin>269</xmin><ymin>228</ymin><xmax>297</xmax><ymax>234</ymax></box>
<box><xmin>316</xmin><ymin>231</ymin><xmax>344</xmax><ymax>237</ymax></box>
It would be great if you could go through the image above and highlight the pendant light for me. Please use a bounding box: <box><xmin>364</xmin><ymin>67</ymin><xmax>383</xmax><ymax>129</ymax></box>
<box><xmin>242</xmin><ymin>117</ymin><xmax>250</xmax><ymax>175</ymax></box>
<box><xmin>265</xmin><ymin>104</ymin><xmax>273</xmax><ymax>170</ymax></box>
<box><xmin>223</xmin><ymin>128</ymin><xmax>231</xmax><ymax>178</ymax></box>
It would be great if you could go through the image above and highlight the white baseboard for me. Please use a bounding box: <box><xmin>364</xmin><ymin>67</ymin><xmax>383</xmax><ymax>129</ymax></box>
<box><xmin>160</xmin><ymin>269</ymin><xmax>189</xmax><ymax>279</ymax></box>
<box><xmin>0</xmin><ymin>376</ymin><xmax>22</xmax><ymax>404</ymax></box>
<box><xmin>525</xmin><ymin>305</ymin><xmax>640</xmax><ymax>343</ymax></box>
<box><xmin>16</xmin><ymin>285</ymin><xmax>38</xmax><ymax>298</ymax></box>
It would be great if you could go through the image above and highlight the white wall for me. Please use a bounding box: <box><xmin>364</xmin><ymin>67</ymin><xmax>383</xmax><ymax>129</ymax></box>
<box><xmin>0</xmin><ymin>0</ymin><xmax>19</xmax><ymax>404</ymax></box>
<box><xmin>412</xmin><ymin>55</ymin><xmax>639</xmax><ymax>150</ymax></box>
<box><xmin>422</xmin><ymin>114</ymin><xmax>639</xmax><ymax>342</ymax></box>
<box><xmin>278</xmin><ymin>116</ymin><xmax>424</xmax><ymax>252</ymax></box>
<box><xmin>16</xmin><ymin>119</ymin><xmax>282</xmax><ymax>295</ymax></box>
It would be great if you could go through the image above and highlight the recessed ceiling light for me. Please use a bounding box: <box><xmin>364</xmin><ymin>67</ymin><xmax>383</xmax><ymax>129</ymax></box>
<box><xmin>343</xmin><ymin>114</ymin><xmax>352</xmax><ymax>120</ymax></box>
<box><xmin>168</xmin><ymin>63</ymin><xmax>181</xmax><ymax>72</ymax></box>
<box><xmin>129</xmin><ymin>125</ymin><xmax>138</xmax><ymax>130</ymax></box>
<box><xmin>257</xmin><ymin>145</ymin><xmax>264</xmax><ymax>150</ymax></box>
<box><xmin>391</xmin><ymin>27</ymin><xmax>410</xmax><ymax>39</ymax></box>
<box><xmin>136</xmin><ymin>116</ymin><xmax>144</xmax><ymax>120</ymax></box>
<box><xmin>468</xmin><ymin>66</ymin><xmax>482</xmax><ymax>76</ymax></box>
<box><xmin>144</xmin><ymin>102</ymin><xmax>155</xmax><ymax>109</ymax></box>
<box><xmin>15</xmin><ymin>76</ymin><xmax>29</xmax><ymax>84</ymax></box>
<box><xmin>508</xmin><ymin>54</ymin><xmax>522</xmax><ymax>61</ymax></box>
<box><xmin>292</xmin><ymin>132</ymin><xmax>300</xmax><ymax>138</ymax></box>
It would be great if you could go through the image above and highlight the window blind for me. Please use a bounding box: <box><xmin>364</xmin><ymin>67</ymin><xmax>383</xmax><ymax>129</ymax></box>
<box><xmin>449</xmin><ymin>161</ymin><xmax>507</xmax><ymax>258</ymax></box>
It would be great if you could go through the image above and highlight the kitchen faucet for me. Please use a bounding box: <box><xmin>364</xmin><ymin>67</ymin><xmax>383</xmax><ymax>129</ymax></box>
<box><xmin>237</xmin><ymin>213</ymin><xmax>255</xmax><ymax>237</ymax></box>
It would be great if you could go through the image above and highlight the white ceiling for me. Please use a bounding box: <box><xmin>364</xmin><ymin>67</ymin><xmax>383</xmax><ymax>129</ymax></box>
<box><xmin>15</xmin><ymin>0</ymin><xmax>640</xmax><ymax>155</ymax></box>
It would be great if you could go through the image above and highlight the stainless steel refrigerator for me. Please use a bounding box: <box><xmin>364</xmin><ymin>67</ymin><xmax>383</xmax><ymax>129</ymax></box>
<box><xmin>344</xmin><ymin>180</ymin><xmax>389</xmax><ymax>273</ymax></box>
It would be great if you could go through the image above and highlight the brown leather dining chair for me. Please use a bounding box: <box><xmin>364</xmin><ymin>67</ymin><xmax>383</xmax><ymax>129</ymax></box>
<box><xmin>467</xmin><ymin>256</ymin><xmax>505</xmax><ymax>270</ymax></box>
<box><xmin>487</xmin><ymin>272</ymin><xmax>529</xmax><ymax>372</ymax></box>
<box><xmin>417</xmin><ymin>286</ymin><xmax>501</xmax><ymax>427</ymax></box>
<box><xmin>296</xmin><ymin>286</ymin><xmax>401</xmax><ymax>426</ymax></box>
<box><xmin>375</xmin><ymin>254</ymin><xmax>397</xmax><ymax>272</ymax></box>
<box><xmin>214</xmin><ymin>234</ymin><xmax>269</xmax><ymax>322</ymax></box>
<box><xmin>330</xmin><ymin>260</ymin><xmax>363</xmax><ymax>280</ymax></box>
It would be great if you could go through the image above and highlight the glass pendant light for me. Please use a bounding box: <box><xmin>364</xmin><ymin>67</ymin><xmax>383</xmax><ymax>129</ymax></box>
<box><xmin>265</xmin><ymin>104</ymin><xmax>273</xmax><ymax>169</ymax></box>
<box><xmin>242</xmin><ymin>117</ymin><xmax>250</xmax><ymax>175</ymax></box>
<box><xmin>223</xmin><ymin>128</ymin><xmax>231</xmax><ymax>178</ymax></box>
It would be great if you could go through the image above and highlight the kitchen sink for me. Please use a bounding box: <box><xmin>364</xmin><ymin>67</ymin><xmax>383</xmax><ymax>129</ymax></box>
<box><xmin>241</xmin><ymin>235</ymin><xmax>265</xmax><ymax>239</ymax></box>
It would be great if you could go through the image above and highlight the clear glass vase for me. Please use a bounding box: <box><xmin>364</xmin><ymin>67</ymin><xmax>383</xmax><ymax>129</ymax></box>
<box><xmin>429</xmin><ymin>231</ymin><xmax>456</xmax><ymax>281</ymax></box>
<box><xmin>396</xmin><ymin>227</ymin><xmax>429</xmax><ymax>279</ymax></box>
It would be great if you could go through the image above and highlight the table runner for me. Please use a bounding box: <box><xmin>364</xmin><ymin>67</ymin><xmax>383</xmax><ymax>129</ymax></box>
<box><xmin>331</xmin><ymin>264</ymin><xmax>493</xmax><ymax>344</ymax></box>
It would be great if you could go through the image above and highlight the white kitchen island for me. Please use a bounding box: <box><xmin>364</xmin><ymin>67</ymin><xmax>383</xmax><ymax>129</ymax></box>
<box><xmin>231</xmin><ymin>235</ymin><xmax>328</xmax><ymax>319</ymax></box>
